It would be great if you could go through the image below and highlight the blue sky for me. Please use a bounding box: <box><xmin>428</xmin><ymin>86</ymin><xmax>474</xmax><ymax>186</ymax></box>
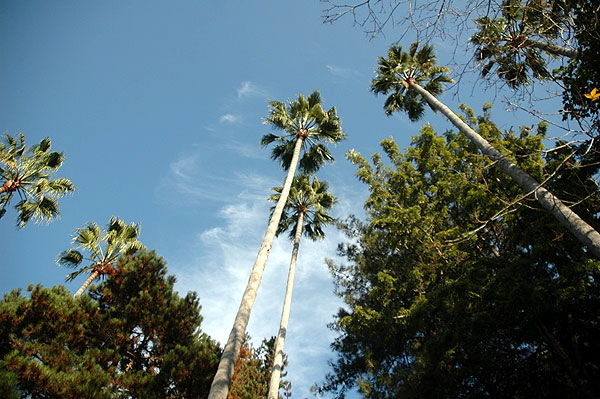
<box><xmin>0</xmin><ymin>1</ymin><xmax>539</xmax><ymax>398</ymax></box>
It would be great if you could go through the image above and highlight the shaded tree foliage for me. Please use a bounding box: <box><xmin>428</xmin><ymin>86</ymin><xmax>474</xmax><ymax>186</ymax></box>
<box><xmin>0</xmin><ymin>250</ymin><xmax>221</xmax><ymax>398</ymax></box>
<box><xmin>318</xmin><ymin>108</ymin><xmax>600</xmax><ymax>398</ymax></box>
<box><xmin>228</xmin><ymin>336</ymin><xmax>291</xmax><ymax>399</ymax></box>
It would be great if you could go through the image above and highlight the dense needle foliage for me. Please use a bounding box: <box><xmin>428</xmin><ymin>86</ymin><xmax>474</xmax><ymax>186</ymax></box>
<box><xmin>0</xmin><ymin>250</ymin><xmax>221</xmax><ymax>398</ymax></box>
<box><xmin>318</xmin><ymin>108</ymin><xmax>600</xmax><ymax>398</ymax></box>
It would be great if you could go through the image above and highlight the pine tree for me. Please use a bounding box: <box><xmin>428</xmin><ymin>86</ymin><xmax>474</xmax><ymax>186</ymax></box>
<box><xmin>319</xmin><ymin>109</ymin><xmax>600</xmax><ymax>398</ymax></box>
<box><xmin>1</xmin><ymin>250</ymin><xmax>221</xmax><ymax>398</ymax></box>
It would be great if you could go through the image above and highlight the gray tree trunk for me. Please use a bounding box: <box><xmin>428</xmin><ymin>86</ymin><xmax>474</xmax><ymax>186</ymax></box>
<box><xmin>526</xmin><ymin>39</ymin><xmax>578</xmax><ymax>58</ymax></box>
<box><xmin>207</xmin><ymin>137</ymin><xmax>305</xmax><ymax>399</ymax></box>
<box><xmin>73</xmin><ymin>270</ymin><xmax>99</xmax><ymax>297</ymax></box>
<box><xmin>267</xmin><ymin>211</ymin><xmax>304</xmax><ymax>399</ymax></box>
<box><xmin>410</xmin><ymin>81</ymin><xmax>600</xmax><ymax>258</ymax></box>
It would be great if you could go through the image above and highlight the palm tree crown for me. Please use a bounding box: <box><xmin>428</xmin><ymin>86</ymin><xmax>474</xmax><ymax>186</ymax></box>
<box><xmin>0</xmin><ymin>132</ymin><xmax>75</xmax><ymax>228</ymax></box>
<box><xmin>371</xmin><ymin>42</ymin><xmax>454</xmax><ymax>120</ymax></box>
<box><xmin>57</xmin><ymin>216</ymin><xmax>145</xmax><ymax>297</ymax></box>
<box><xmin>270</xmin><ymin>174</ymin><xmax>336</xmax><ymax>241</ymax></box>
<box><xmin>470</xmin><ymin>0</ymin><xmax>576</xmax><ymax>88</ymax></box>
<box><xmin>261</xmin><ymin>90</ymin><xmax>345</xmax><ymax>174</ymax></box>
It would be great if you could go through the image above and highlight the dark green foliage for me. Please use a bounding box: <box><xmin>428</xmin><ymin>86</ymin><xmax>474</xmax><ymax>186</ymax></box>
<box><xmin>319</xmin><ymin>109</ymin><xmax>600</xmax><ymax>398</ymax></box>
<box><xmin>470</xmin><ymin>0</ymin><xmax>573</xmax><ymax>88</ymax></box>
<box><xmin>0</xmin><ymin>250</ymin><xmax>221</xmax><ymax>398</ymax></box>
<box><xmin>228</xmin><ymin>336</ymin><xmax>291</xmax><ymax>399</ymax></box>
<box><xmin>469</xmin><ymin>0</ymin><xmax>598</xmax><ymax>136</ymax></box>
<box><xmin>556</xmin><ymin>0</ymin><xmax>599</xmax><ymax>136</ymax></box>
<box><xmin>270</xmin><ymin>174</ymin><xmax>336</xmax><ymax>241</ymax></box>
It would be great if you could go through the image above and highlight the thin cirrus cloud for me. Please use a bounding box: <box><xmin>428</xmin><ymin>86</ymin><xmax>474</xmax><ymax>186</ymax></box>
<box><xmin>237</xmin><ymin>80</ymin><xmax>269</xmax><ymax>99</ymax></box>
<box><xmin>326</xmin><ymin>64</ymin><xmax>361</xmax><ymax>79</ymax></box>
<box><xmin>157</xmin><ymin>153</ymin><xmax>238</xmax><ymax>204</ymax></box>
<box><xmin>216</xmin><ymin>80</ymin><xmax>268</xmax><ymax>126</ymax></box>
<box><xmin>219</xmin><ymin>113</ymin><xmax>240</xmax><ymax>124</ymax></box>
<box><xmin>169</xmin><ymin>176</ymin><xmax>350</xmax><ymax>399</ymax></box>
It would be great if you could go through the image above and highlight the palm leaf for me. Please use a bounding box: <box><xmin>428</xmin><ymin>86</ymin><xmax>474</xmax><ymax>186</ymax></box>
<box><xmin>57</xmin><ymin>249</ymin><xmax>84</xmax><ymax>268</ymax></box>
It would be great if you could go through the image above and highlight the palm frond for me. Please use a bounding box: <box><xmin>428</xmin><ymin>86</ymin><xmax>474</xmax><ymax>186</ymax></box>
<box><xmin>15</xmin><ymin>196</ymin><xmax>60</xmax><ymax>228</ymax></box>
<box><xmin>372</xmin><ymin>42</ymin><xmax>452</xmax><ymax>120</ymax></box>
<box><xmin>56</xmin><ymin>249</ymin><xmax>84</xmax><ymax>268</ymax></box>
<box><xmin>45</xmin><ymin>177</ymin><xmax>76</xmax><ymax>197</ymax></box>
<box><xmin>73</xmin><ymin>222</ymin><xmax>103</xmax><ymax>259</ymax></box>
<box><xmin>262</xmin><ymin>91</ymin><xmax>344</xmax><ymax>173</ymax></box>
<box><xmin>65</xmin><ymin>265</ymin><xmax>93</xmax><ymax>282</ymax></box>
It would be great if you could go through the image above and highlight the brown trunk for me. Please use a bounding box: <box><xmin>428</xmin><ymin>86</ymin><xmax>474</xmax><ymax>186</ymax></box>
<box><xmin>0</xmin><ymin>180</ymin><xmax>19</xmax><ymax>194</ymax></box>
<box><xmin>73</xmin><ymin>270</ymin><xmax>100</xmax><ymax>297</ymax></box>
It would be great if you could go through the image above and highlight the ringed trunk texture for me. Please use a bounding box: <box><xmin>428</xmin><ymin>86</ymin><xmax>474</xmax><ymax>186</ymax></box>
<box><xmin>267</xmin><ymin>212</ymin><xmax>304</xmax><ymax>399</ymax></box>
<box><xmin>410</xmin><ymin>82</ymin><xmax>600</xmax><ymax>259</ymax></box>
<box><xmin>207</xmin><ymin>137</ymin><xmax>305</xmax><ymax>399</ymax></box>
<box><xmin>73</xmin><ymin>270</ymin><xmax>100</xmax><ymax>297</ymax></box>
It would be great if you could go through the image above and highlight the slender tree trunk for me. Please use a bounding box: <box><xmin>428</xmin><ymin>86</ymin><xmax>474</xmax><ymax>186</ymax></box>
<box><xmin>73</xmin><ymin>270</ymin><xmax>99</xmax><ymax>297</ymax></box>
<box><xmin>267</xmin><ymin>212</ymin><xmax>304</xmax><ymax>399</ymax></box>
<box><xmin>207</xmin><ymin>137</ymin><xmax>305</xmax><ymax>399</ymax></box>
<box><xmin>526</xmin><ymin>39</ymin><xmax>578</xmax><ymax>58</ymax></box>
<box><xmin>410</xmin><ymin>81</ymin><xmax>600</xmax><ymax>258</ymax></box>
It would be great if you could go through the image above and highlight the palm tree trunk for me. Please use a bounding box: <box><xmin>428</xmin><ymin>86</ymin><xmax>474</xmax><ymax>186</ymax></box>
<box><xmin>73</xmin><ymin>270</ymin><xmax>99</xmax><ymax>297</ymax></box>
<box><xmin>267</xmin><ymin>211</ymin><xmax>304</xmax><ymax>399</ymax></box>
<box><xmin>0</xmin><ymin>180</ymin><xmax>18</xmax><ymax>193</ymax></box>
<box><xmin>525</xmin><ymin>39</ymin><xmax>578</xmax><ymax>58</ymax></box>
<box><xmin>208</xmin><ymin>137</ymin><xmax>305</xmax><ymax>399</ymax></box>
<box><xmin>410</xmin><ymin>81</ymin><xmax>600</xmax><ymax>258</ymax></box>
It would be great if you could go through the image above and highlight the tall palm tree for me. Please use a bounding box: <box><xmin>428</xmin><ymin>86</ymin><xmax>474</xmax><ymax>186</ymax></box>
<box><xmin>0</xmin><ymin>132</ymin><xmax>75</xmax><ymax>228</ymax></box>
<box><xmin>208</xmin><ymin>92</ymin><xmax>345</xmax><ymax>399</ymax></box>
<box><xmin>470</xmin><ymin>0</ymin><xmax>577</xmax><ymax>88</ymax></box>
<box><xmin>266</xmin><ymin>175</ymin><xmax>336</xmax><ymax>399</ymax></box>
<box><xmin>57</xmin><ymin>216</ymin><xmax>145</xmax><ymax>297</ymax></box>
<box><xmin>371</xmin><ymin>42</ymin><xmax>600</xmax><ymax>258</ymax></box>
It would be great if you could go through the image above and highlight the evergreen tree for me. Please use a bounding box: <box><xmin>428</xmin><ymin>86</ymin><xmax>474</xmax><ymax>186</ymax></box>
<box><xmin>1</xmin><ymin>250</ymin><xmax>221</xmax><ymax>398</ymax></box>
<box><xmin>372</xmin><ymin>41</ymin><xmax>600</xmax><ymax>258</ymax></box>
<box><xmin>227</xmin><ymin>336</ymin><xmax>291</xmax><ymax>399</ymax></box>
<box><xmin>318</xmin><ymin>109</ymin><xmax>600</xmax><ymax>398</ymax></box>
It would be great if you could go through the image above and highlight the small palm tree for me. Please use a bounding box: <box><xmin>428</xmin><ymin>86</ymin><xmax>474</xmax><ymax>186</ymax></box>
<box><xmin>372</xmin><ymin>42</ymin><xmax>600</xmax><ymax>258</ymax></box>
<box><xmin>0</xmin><ymin>132</ymin><xmax>75</xmax><ymax>228</ymax></box>
<box><xmin>266</xmin><ymin>175</ymin><xmax>336</xmax><ymax>399</ymax></box>
<box><xmin>57</xmin><ymin>217</ymin><xmax>145</xmax><ymax>297</ymax></box>
<box><xmin>208</xmin><ymin>92</ymin><xmax>345</xmax><ymax>399</ymax></box>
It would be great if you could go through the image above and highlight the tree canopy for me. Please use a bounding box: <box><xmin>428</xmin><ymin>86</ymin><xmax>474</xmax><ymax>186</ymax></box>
<box><xmin>1</xmin><ymin>250</ymin><xmax>221</xmax><ymax>398</ymax></box>
<box><xmin>318</xmin><ymin>107</ymin><xmax>600</xmax><ymax>398</ymax></box>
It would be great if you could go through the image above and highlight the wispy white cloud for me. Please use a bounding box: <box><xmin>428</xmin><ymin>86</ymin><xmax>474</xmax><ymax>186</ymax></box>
<box><xmin>219</xmin><ymin>114</ymin><xmax>240</xmax><ymax>124</ymax></box>
<box><xmin>237</xmin><ymin>80</ymin><xmax>268</xmax><ymax>99</ymax></box>
<box><xmin>224</xmin><ymin>140</ymin><xmax>267</xmax><ymax>160</ymax></box>
<box><xmin>326</xmin><ymin>64</ymin><xmax>361</xmax><ymax>79</ymax></box>
<box><xmin>167</xmin><ymin>174</ymin><xmax>362</xmax><ymax>399</ymax></box>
